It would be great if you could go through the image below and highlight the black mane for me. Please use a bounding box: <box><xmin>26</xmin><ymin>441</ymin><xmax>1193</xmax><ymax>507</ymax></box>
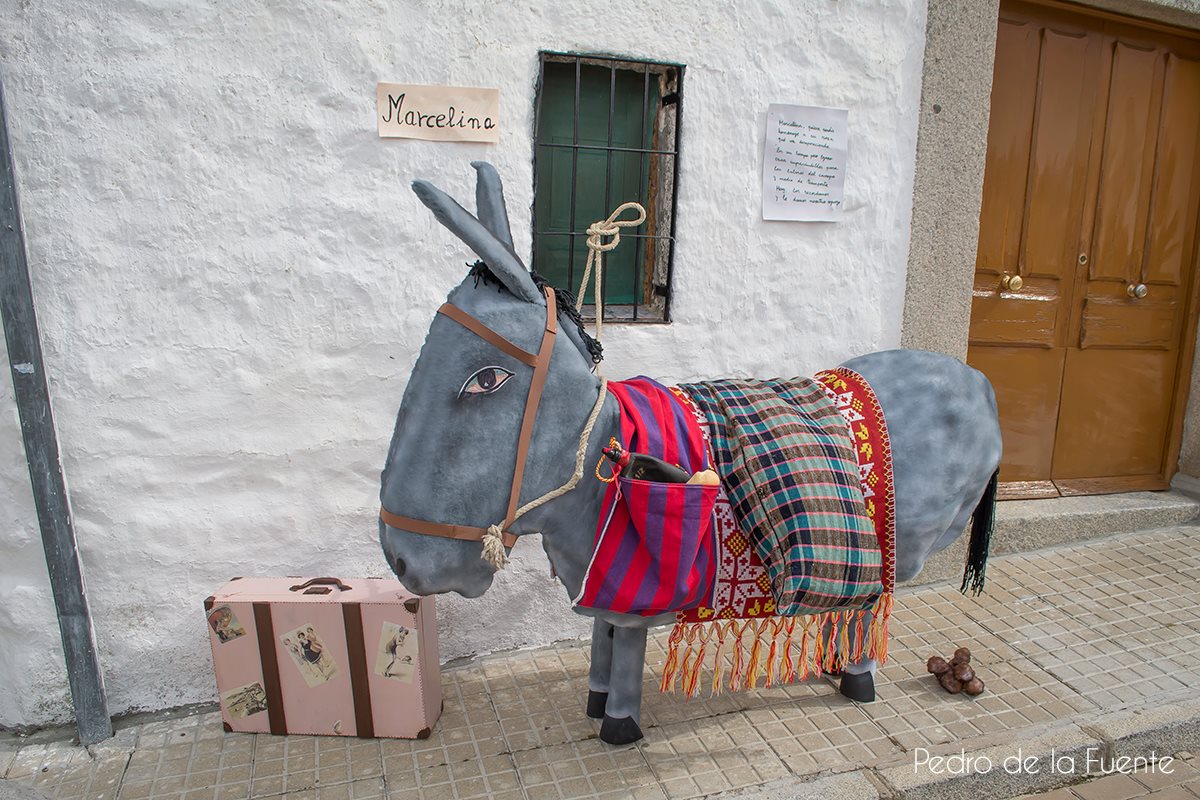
<box><xmin>467</xmin><ymin>261</ymin><xmax>604</xmax><ymax>366</ymax></box>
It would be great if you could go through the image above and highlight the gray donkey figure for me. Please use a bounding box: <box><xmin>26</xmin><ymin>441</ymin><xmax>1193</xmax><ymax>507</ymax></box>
<box><xmin>379</xmin><ymin>162</ymin><xmax>1003</xmax><ymax>745</ymax></box>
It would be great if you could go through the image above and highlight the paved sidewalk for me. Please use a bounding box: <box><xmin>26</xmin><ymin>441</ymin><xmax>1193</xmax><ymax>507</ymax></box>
<box><xmin>3</xmin><ymin>522</ymin><xmax>1200</xmax><ymax>800</ymax></box>
<box><xmin>1017</xmin><ymin>757</ymin><xmax>1200</xmax><ymax>800</ymax></box>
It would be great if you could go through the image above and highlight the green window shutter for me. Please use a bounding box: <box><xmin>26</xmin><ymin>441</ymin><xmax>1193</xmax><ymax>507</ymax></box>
<box><xmin>534</xmin><ymin>61</ymin><xmax>661</xmax><ymax>308</ymax></box>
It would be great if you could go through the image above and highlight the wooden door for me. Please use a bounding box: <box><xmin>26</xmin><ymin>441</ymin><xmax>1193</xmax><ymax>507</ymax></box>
<box><xmin>968</xmin><ymin>1</ymin><xmax>1200</xmax><ymax>498</ymax></box>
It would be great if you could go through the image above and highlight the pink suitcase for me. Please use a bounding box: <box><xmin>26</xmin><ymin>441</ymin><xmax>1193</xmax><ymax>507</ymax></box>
<box><xmin>204</xmin><ymin>576</ymin><xmax>441</xmax><ymax>739</ymax></box>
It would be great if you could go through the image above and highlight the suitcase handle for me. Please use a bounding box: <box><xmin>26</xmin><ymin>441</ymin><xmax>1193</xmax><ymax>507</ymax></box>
<box><xmin>288</xmin><ymin>577</ymin><xmax>353</xmax><ymax>593</ymax></box>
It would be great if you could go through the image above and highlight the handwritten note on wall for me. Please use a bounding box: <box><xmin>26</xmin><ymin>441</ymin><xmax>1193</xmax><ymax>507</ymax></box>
<box><xmin>762</xmin><ymin>104</ymin><xmax>848</xmax><ymax>222</ymax></box>
<box><xmin>377</xmin><ymin>82</ymin><xmax>500</xmax><ymax>143</ymax></box>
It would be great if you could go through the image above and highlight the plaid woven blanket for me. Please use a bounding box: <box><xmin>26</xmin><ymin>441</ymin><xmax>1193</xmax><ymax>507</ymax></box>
<box><xmin>680</xmin><ymin>378</ymin><xmax>883</xmax><ymax>617</ymax></box>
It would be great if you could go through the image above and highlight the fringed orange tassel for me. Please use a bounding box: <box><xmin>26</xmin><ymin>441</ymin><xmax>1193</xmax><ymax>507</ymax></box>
<box><xmin>711</xmin><ymin>622</ymin><xmax>728</xmax><ymax>695</ymax></box>
<box><xmin>853</xmin><ymin>609</ymin><xmax>866</xmax><ymax>662</ymax></box>
<box><xmin>681</xmin><ymin>652</ymin><xmax>700</xmax><ymax>695</ymax></box>
<box><xmin>765</xmin><ymin>618</ymin><xmax>784</xmax><ymax>687</ymax></box>
<box><xmin>685</xmin><ymin>627</ymin><xmax>709</xmax><ymax>698</ymax></box>
<box><xmin>865</xmin><ymin>592</ymin><xmax>893</xmax><ymax>663</ymax></box>
<box><xmin>781</xmin><ymin>618</ymin><xmax>797</xmax><ymax>683</ymax></box>
<box><xmin>869</xmin><ymin>596</ymin><xmax>882</xmax><ymax>660</ymax></box>
<box><xmin>822</xmin><ymin>612</ymin><xmax>838</xmax><ymax>674</ymax></box>
<box><xmin>660</xmin><ymin>623</ymin><xmax>685</xmax><ymax>693</ymax></box>
<box><xmin>657</xmin><ymin>592</ymin><xmax>894</xmax><ymax>697</ymax></box>
<box><xmin>729</xmin><ymin>621</ymin><xmax>746</xmax><ymax>692</ymax></box>
<box><xmin>797</xmin><ymin>616</ymin><xmax>813</xmax><ymax>680</ymax></box>
<box><xmin>878</xmin><ymin>593</ymin><xmax>892</xmax><ymax>663</ymax></box>
<box><xmin>746</xmin><ymin>620</ymin><xmax>764</xmax><ymax>690</ymax></box>
<box><xmin>839</xmin><ymin>610</ymin><xmax>852</xmax><ymax>670</ymax></box>
<box><xmin>681</xmin><ymin>633</ymin><xmax>700</xmax><ymax>695</ymax></box>
<box><xmin>812</xmin><ymin>615</ymin><xmax>825</xmax><ymax>678</ymax></box>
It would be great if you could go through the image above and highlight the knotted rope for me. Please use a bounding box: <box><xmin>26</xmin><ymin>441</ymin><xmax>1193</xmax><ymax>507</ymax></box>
<box><xmin>575</xmin><ymin>202</ymin><xmax>647</xmax><ymax>348</ymax></box>
<box><xmin>479</xmin><ymin>202</ymin><xmax>646</xmax><ymax>570</ymax></box>
<box><xmin>479</xmin><ymin>375</ymin><xmax>608</xmax><ymax>569</ymax></box>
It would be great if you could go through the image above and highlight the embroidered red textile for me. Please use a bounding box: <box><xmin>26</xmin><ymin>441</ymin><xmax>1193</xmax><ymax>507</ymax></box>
<box><xmin>816</xmin><ymin>367</ymin><xmax>896</xmax><ymax>595</ymax></box>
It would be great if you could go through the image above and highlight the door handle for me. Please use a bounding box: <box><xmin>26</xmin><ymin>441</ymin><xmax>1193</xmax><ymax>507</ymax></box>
<box><xmin>1127</xmin><ymin>283</ymin><xmax>1148</xmax><ymax>299</ymax></box>
<box><xmin>1001</xmin><ymin>274</ymin><xmax>1024</xmax><ymax>292</ymax></box>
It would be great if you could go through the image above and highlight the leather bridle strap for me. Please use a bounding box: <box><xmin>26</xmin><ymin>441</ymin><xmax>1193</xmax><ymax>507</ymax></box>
<box><xmin>377</xmin><ymin>508</ymin><xmax>503</xmax><ymax>543</ymax></box>
<box><xmin>379</xmin><ymin>286</ymin><xmax>558</xmax><ymax>551</ymax></box>
<box><xmin>436</xmin><ymin>303</ymin><xmax>539</xmax><ymax>367</ymax></box>
<box><xmin>503</xmin><ymin>287</ymin><xmax>557</xmax><ymax>529</ymax></box>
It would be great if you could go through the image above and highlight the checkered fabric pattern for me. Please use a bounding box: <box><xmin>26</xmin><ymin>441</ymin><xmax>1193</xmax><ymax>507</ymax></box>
<box><xmin>680</xmin><ymin>378</ymin><xmax>883</xmax><ymax>617</ymax></box>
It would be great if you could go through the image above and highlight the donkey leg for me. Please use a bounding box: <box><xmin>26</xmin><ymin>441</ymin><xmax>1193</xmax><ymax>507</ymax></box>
<box><xmin>587</xmin><ymin>618</ymin><xmax>615</xmax><ymax>719</ymax></box>
<box><xmin>599</xmin><ymin>626</ymin><xmax>647</xmax><ymax>745</ymax></box>
<box><xmin>840</xmin><ymin>655</ymin><xmax>877</xmax><ymax>702</ymax></box>
<box><xmin>833</xmin><ymin>611</ymin><xmax>878</xmax><ymax>702</ymax></box>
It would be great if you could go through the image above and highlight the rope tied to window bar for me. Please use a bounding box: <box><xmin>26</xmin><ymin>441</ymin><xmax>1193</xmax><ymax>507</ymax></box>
<box><xmin>575</xmin><ymin>202</ymin><xmax>647</xmax><ymax>352</ymax></box>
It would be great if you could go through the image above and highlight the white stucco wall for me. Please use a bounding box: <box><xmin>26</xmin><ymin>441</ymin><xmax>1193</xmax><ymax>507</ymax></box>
<box><xmin>0</xmin><ymin>0</ymin><xmax>926</xmax><ymax>728</ymax></box>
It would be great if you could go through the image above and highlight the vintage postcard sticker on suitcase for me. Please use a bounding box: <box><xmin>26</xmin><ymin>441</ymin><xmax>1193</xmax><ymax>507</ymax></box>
<box><xmin>205</xmin><ymin>577</ymin><xmax>441</xmax><ymax>738</ymax></box>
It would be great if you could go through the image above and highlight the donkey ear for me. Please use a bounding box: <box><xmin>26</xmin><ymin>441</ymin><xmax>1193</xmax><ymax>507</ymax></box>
<box><xmin>412</xmin><ymin>178</ymin><xmax>543</xmax><ymax>305</ymax></box>
<box><xmin>471</xmin><ymin>161</ymin><xmax>515</xmax><ymax>251</ymax></box>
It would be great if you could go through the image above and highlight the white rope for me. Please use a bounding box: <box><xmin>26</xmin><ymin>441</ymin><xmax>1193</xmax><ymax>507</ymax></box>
<box><xmin>480</xmin><ymin>375</ymin><xmax>609</xmax><ymax>569</ymax></box>
<box><xmin>575</xmin><ymin>202</ymin><xmax>647</xmax><ymax>348</ymax></box>
<box><xmin>481</xmin><ymin>202</ymin><xmax>645</xmax><ymax>570</ymax></box>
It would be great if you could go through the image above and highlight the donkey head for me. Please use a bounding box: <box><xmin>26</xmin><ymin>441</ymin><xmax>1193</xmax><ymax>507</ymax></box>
<box><xmin>379</xmin><ymin>162</ymin><xmax>603</xmax><ymax>597</ymax></box>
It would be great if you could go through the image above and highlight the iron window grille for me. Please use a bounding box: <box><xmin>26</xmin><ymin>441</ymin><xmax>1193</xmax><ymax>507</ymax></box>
<box><xmin>532</xmin><ymin>52</ymin><xmax>684</xmax><ymax>323</ymax></box>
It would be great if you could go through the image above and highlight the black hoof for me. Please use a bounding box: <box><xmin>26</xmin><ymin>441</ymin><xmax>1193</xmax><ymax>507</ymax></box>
<box><xmin>599</xmin><ymin>714</ymin><xmax>643</xmax><ymax>745</ymax></box>
<box><xmin>839</xmin><ymin>671</ymin><xmax>876</xmax><ymax>703</ymax></box>
<box><xmin>586</xmin><ymin>690</ymin><xmax>608</xmax><ymax>720</ymax></box>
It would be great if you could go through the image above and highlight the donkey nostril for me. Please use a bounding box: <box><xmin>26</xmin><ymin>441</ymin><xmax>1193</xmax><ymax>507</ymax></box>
<box><xmin>392</xmin><ymin>557</ymin><xmax>407</xmax><ymax>578</ymax></box>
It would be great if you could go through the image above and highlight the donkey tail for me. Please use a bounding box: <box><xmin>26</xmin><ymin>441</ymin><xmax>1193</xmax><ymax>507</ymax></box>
<box><xmin>960</xmin><ymin>469</ymin><xmax>999</xmax><ymax>596</ymax></box>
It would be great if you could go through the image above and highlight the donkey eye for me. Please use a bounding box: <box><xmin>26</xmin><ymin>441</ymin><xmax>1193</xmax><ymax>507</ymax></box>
<box><xmin>459</xmin><ymin>366</ymin><xmax>514</xmax><ymax>399</ymax></box>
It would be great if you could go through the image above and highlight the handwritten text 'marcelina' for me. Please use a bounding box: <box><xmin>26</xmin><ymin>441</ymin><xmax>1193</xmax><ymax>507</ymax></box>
<box><xmin>381</xmin><ymin>93</ymin><xmax>496</xmax><ymax>132</ymax></box>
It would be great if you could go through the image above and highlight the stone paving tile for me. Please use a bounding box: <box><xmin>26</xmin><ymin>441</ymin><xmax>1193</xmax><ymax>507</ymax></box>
<box><xmin>1132</xmin><ymin>757</ymin><xmax>1200</xmax><ymax>792</ymax></box>
<box><xmin>271</xmin><ymin>776</ymin><xmax>386</xmax><ymax>799</ymax></box>
<box><xmin>5</xmin><ymin>741</ymin><xmax>127</xmax><ymax>800</ymax></box>
<box><xmin>0</xmin><ymin>745</ymin><xmax>19</xmax><ymax>780</ymax></box>
<box><xmin>489</xmin><ymin>671</ymin><xmax>599</xmax><ymax>752</ymax></box>
<box><xmin>639</xmin><ymin>712</ymin><xmax>790</xmax><ymax>799</ymax></box>
<box><xmin>1073</xmin><ymin>773</ymin><xmax>1150</xmax><ymax>800</ymax></box>
<box><xmin>135</xmin><ymin>712</ymin><xmax>229</xmax><ymax>751</ymax></box>
<box><xmin>1018</xmin><ymin>752</ymin><xmax>1200</xmax><ymax>798</ymax></box>
<box><xmin>513</xmin><ymin>740</ymin><xmax>664</xmax><ymax>800</ymax></box>
<box><xmin>247</xmin><ymin>736</ymin><xmax>381</xmax><ymax>797</ymax></box>
<box><xmin>5</xmin><ymin>743</ymin><xmax>80</xmax><ymax>784</ymax></box>
<box><xmin>382</xmin><ymin>749</ymin><xmax>523</xmax><ymax>799</ymax></box>
<box><xmin>861</xmin><ymin>584</ymin><xmax>1099</xmax><ymax>751</ymax></box>
<box><xmin>475</xmin><ymin>644</ymin><xmax>591</xmax><ymax>698</ymax></box>
<box><xmin>641</xmin><ymin>632</ymin><xmax>846</xmax><ymax>730</ymax></box>
<box><xmin>118</xmin><ymin>727</ymin><xmax>254</xmax><ymax>800</ymax></box>
<box><xmin>975</xmin><ymin>529</ymin><xmax>1200</xmax><ymax>711</ymax></box>
<box><xmin>16</xmin><ymin>750</ymin><xmax>127</xmax><ymax>800</ymax></box>
<box><xmin>743</xmin><ymin>694</ymin><xmax>899</xmax><ymax>775</ymax></box>
<box><xmin>375</xmin><ymin>693</ymin><xmax>508</xmax><ymax>773</ymax></box>
<box><xmin>247</xmin><ymin>736</ymin><xmax>316</xmax><ymax>797</ymax></box>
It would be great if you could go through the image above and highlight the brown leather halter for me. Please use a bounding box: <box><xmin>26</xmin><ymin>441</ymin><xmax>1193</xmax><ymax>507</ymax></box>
<box><xmin>379</xmin><ymin>286</ymin><xmax>559</xmax><ymax>551</ymax></box>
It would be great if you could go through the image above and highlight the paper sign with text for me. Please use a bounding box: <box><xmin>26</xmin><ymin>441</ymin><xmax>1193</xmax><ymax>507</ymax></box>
<box><xmin>762</xmin><ymin>104</ymin><xmax>848</xmax><ymax>221</ymax></box>
<box><xmin>377</xmin><ymin>82</ymin><xmax>500</xmax><ymax>143</ymax></box>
